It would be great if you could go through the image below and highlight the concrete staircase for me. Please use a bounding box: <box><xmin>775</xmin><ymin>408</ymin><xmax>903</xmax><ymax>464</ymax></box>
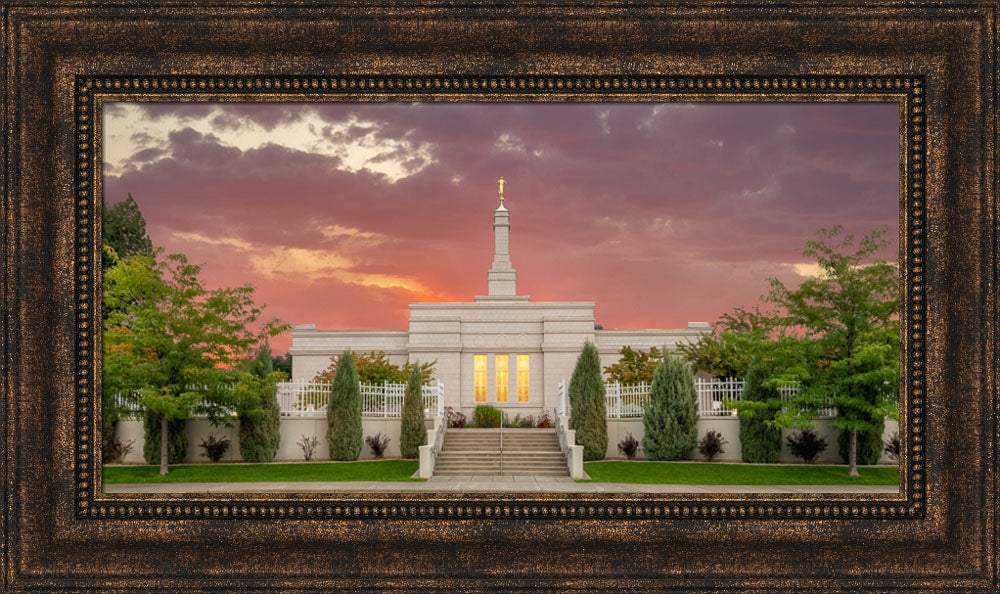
<box><xmin>433</xmin><ymin>428</ymin><xmax>568</xmax><ymax>476</ymax></box>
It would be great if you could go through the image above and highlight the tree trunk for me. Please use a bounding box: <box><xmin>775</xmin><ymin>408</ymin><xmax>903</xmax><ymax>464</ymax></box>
<box><xmin>159</xmin><ymin>414</ymin><xmax>169</xmax><ymax>475</ymax></box>
<box><xmin>848</xmin><ymin>428</ymin><xmax>858</xmax><ymax>476</ymax></box>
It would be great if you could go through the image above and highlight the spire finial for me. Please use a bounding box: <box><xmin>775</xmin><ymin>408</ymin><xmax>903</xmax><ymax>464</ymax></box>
<box><xmin>497</xmin><ymin>177</ymin><xmax>506</xmax><ymax>204</ymax></box>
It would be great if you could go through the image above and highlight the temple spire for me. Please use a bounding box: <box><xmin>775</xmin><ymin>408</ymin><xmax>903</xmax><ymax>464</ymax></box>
<box><xmin>475</xmin><ymin>179</ymin><xmax>530</xmax><ymax>302</ymax></box>
<box><xmin>487</xmin><ymin>179</ymin><xmax>516</xmax><ymax>296</ymax></box>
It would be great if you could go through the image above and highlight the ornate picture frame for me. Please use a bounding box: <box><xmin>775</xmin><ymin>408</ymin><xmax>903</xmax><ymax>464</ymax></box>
<box><xmin>2</xmin><ymin>2</ymin><xmax>997</xmax><ymax>590</ymax></box>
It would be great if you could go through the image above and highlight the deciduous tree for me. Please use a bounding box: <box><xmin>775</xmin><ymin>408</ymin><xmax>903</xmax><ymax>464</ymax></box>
<box><xmin>103</xmin><ymin>249</ymin><xmax>287</xmax><ymax>474</ymax></box>
<box><xmin>603</xmin><ymin>346</ymin><xmax>663</xmax><ymax>385</ymax></box>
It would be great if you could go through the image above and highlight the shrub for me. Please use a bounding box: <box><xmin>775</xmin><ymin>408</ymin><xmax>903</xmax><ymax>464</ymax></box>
<box><xmin>698</xmin><ymin>430</ymin><xmax>728</xmax><ymax>462</ymax></box>
<box><xmin>617</xmin><ymin>433</ymin><xmax>640</xmax><ymax>460</ymax></box>
<box><xmin>142</xmin><ymin>412</ymin><xmax>187</xmax><ymax>465</ymax></box>
<box><xmin>884</xmin><ymin>431</ymin><xmax>900</xmax><ymax>462</ymax></box>
<box><xmin>473</xmin><ymin>405</ymin><xmax>502</xmax><ymax>428</ymax></box>
<box><xmin>517</xmin><ymin>415</ymin><xmax>535</xmax><ymax>428</ymax></box>
<box><xmin>569</xmin><ymin>341</ymin><xmax>608</xmax><ymax>461</ymax></box>
<box><xmin>838</xmin><ymin>422</ymin><xmax>886</xmax><ymax>465</ymax></box>
<box><xmin>108</xmin><ymin>438</ymin><xmax>135</xmax><ymax>464</ymax></box>
<box><xmin>366</xmin><ymin>433</ymin><xmax>392</xmax><ymax>458</ymax></box>
<box><xmin>238</xmin><ymin>374</ymin><xmax>282</xmax><ymax>463</ymax></box>
<box><xmin>399</xmin><ymin>364</ymin><xmax>427</xmax><ymax>458</ymax></box>
<box><xmin>297</xmin><ymin>434</ymin><xmax>320</xmax><ymax>461</ymax></box>
<box><xmin>737</xmin><ymin>358</ymin><xmax>783</xmax><ymax>463</ymax></box>
<box><xmin>446</xmin><ymin>407</ymin><xmax>467</xmax><ymax>428</ymax></box>
<box><xmin>786</xmin><ymin>428</ymin><xmax>828</xmax><ymax>463</ymax></box>
<box><xmin>535</xmin><ymin>411</ymin><xmax>554</xmax><ymax>428</ymax></box>
<box><xmin>199</xmin><ymin>434</ymin><xmax>231</xmax><ymax>462</ymax></box>
<box><xmin>326</xmin><ymin>350</ymin><xmax>363</xmax><ymax>461</ymax></box>
<box><xmin>642</xmin><ymin>352</ymin><xmax>698</xmax><ymax>460</ymax></box>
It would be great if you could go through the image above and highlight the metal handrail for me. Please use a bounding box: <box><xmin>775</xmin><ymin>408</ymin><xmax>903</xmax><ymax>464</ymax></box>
<box><xmin>499</xmin><ymin>418</ymin><xmax>503</xmax><ymax>476</ymax></box>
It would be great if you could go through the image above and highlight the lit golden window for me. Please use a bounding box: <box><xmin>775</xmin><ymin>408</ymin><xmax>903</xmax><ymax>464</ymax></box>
<box><xmin>517</xmin><ymin>354</ymin><xmax>529</xmax><ymax>402</ymax></box>
<box><xmin>495</xmin><ymin>354</ymin><xmax>509</xmax><ymax>402</ymax></box>
<box><xmin>474</xmin><ymin>354</ymin><xmax>486</xmax><ymax>402</ymax></box>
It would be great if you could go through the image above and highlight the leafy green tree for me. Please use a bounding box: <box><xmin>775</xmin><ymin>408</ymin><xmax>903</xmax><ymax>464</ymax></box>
<box><xmin>569</xmin><ymin>341</ymin><xmax>608</xmax><ymax>461</ymax></box>
<box><xmin>735</xmin><ymin>357</ymin><xmax>783</xmax><ymax>463</ymax></box>
<box><xmin>603</xmin><ymin>346</ymin><xmax>663</xmax><ymax>385</ymax></box>
<box><xmin>641</xmin><ymin>353</ymin><xmax>699</xmax><ymax>460</ymax></box>
<box><xmin>326</xmin><ymin>350</ymin><xmax>363</xmax><ymax>460</ymax></box>
<box><xmin>235</xmin><ymin>370</ymin><xmax>285</xmax><ymax>462</ymax></box>
<box><xmin>103</xmin><ymin>193</ymin><xmax>153</xmax><ymax>272</ymax></box>
<box><xmin>313</xmin><ymin>350</ymin><xmax>436</xmax><ymax>385</ymax></box>
<box><xmin>101</xmin><ymin>193</ymin><xmax>154</xmax><ymax>456</ymax></box>
<box><xmin>399</xmin><ymin>364</ymin><xmax>427</xmax><ymax>458</ymax></box>
<box><xmin>678</xmin><ymin>307</ymin><xmax>773</xmax><ymax>378</ymax></box>
<box><xmin>762</xmin><ymin>226</ymin><xmax>900</xmax><ymax>475</ymax></box>
<box><xmin>103</xmin><ymin>248</ymin><xmax>288</xmax><ymax>474</ymax></box>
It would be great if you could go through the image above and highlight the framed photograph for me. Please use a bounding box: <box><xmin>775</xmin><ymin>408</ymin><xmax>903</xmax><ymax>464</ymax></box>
<box><xmin>3</xmin><ymin>2</ymin><xmax>997</xmax><ymax>590</ymax></box>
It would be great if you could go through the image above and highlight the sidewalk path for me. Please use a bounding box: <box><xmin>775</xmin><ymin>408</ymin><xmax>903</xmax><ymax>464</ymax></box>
<box><xmin>104</xmin><ymin>476</ymin><xmax>899</xmax><ymax>494</ymax></box>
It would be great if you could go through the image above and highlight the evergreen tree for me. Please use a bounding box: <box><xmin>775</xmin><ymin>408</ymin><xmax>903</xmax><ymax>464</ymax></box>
<box><xmin>399</xmin><ymin>364</ymin><xmax>427</xmax><ymax>458</ymax></box>
<box><xmin>326</xmin><ymin>350</ymin><xmax>363</xmax><ymax>460</ymax></box>
<box><xmin>568</xmin><ymin>341</ymin><xmax>608</xmax><ymax>461</ymax></box>
<box><xmin>236</xmin><ymin>371</ymin><xmax>283</xmax><ymax>463</ymax></box>
<box><xmin>142</xmin><ymin>410</ymin><xmax>188</xmax><ymax>465</ymax></box>
<box><xmin>641</xmin><ymin>352</ymin><xmax>699</xmax><ymax>460</ymax></box>
<box><xmin>737</xmin><ymin>357</ymin><xmax>783</xmax><ymax>463</ymax></box>
<box><xmin>103</xmin><ymin>193</ymin><xmax>153</xmax><ymax>272</ymax></box>
<box><xmin>249</xmin><ymin>343</ymin><xmax>275</xmax><ymax>378</ymax></box>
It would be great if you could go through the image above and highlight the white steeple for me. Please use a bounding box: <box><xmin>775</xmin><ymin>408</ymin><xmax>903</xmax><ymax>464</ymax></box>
<box><xmin>476</xmin><ymin>178</ymin><xmax>529</xmax><ymax>302</ymax></box>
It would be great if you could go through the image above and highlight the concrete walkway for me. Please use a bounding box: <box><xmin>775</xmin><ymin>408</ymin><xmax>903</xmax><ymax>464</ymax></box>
<box><xmin>104</xmin><ymin>476</ymin><xmax>899</xmax><ymax>494</ymax></box>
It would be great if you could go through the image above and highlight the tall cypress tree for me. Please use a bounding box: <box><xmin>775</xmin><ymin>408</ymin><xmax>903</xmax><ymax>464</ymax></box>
<box><xmin>142</xmin><ymin>411</ymin><xmax>187</xmax><ymax>465</ymax></box>
<box><xmin>641</xmin><ymin>352</ymin><xmax>698</xmax><ymax>460</ymax></box>
<box><xmin>568</xmin><ymin>341</ymin><xmax>608</xmax><ymax>461</ymax></box>
<box><xmin>737</xmin><ymin>357</ymin><xmax>783</xmax><ymax>463</ymax></box>
<box><xmin>399</xmin><ymin>364</ymin><xmax>427</xmax><ymax>459</ymax></box>
<box><xmin>326</xmin><ymin>350</ymin><xmax>363</xmax><ymax>461</ymax></box>
<box><xmin>237</xmin><ymin>371</ymin><xmax>282</xmax><ymax>463</ymax></box>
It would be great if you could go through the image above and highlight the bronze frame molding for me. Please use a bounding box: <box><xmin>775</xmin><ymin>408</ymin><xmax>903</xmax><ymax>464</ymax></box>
<box><xmin>4</xmin><ymin>3</ymin><xmax>998</xmax><ymax>591</ymax></box>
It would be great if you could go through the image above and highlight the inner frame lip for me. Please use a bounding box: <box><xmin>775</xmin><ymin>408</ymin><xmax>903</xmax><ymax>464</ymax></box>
<box><xmin>80</xmin><ymin>76</ymin><xmax>920</xmax><ymax>517</ymax></box>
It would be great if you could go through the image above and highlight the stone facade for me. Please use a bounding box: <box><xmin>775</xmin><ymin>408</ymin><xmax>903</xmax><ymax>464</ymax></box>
<box><xmin>289</xmin><ymin>197</ymin><xmax>709</xmax><ymax>416</ymax></box>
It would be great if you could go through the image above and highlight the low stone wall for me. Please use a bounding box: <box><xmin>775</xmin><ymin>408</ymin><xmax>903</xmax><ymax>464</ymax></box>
<box><xmin>605</xmin><ymin>417</ymin><xmax>900</xmax><ymax>464</ymax></box>
<box><xmin>115</xmin><ymin>415</ymin><xmax>899</xmax><ymax>466</ymax></box>
<box><xmin>114</xmin><ymin>417</ymin><xmax>407</xmax><ymax>464</ymax></box>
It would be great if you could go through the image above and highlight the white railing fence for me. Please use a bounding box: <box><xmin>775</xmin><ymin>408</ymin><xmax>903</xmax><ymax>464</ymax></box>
<box><xmin>568</xmin><ymin>377</ymin><xmax>839</xmax><ymax>419</ymax></box>
<box><xmin>113</xmin><ymin>379</ymin><xmax>445</xmax><ymax>420</ymax></box>
<box><xmin>277</xmin><ymin>380</ymin><xmax>329</xmax><ymax>417</ymax></box>
<box><xmin>605</xmin><ymin>382</ymin><xmax>651</xmax><ymax>419</ymax></box>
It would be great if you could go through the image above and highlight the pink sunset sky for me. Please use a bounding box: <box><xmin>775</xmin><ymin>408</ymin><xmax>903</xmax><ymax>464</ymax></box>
<box><xmin>102</xmin><ymin>102</ymin><xmax>901</xmax><ymax>355</ymax></box>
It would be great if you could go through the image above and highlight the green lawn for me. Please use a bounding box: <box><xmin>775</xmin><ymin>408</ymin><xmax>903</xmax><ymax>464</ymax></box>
<box><xmin>103</xmin><ymin>460</ymin><xmax>422</xmax><ymax>484</ymax></box>
<box><xmin>581</xmin><ymin>461</ymin><xmax>899</xmax><ymax>485</ymax></box>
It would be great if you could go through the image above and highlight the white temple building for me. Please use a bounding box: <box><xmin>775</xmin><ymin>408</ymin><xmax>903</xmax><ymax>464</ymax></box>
<box><xmin>289</xmin><ymin>181</ymin><xmax>709</xmax><ymax>417</ymax></box>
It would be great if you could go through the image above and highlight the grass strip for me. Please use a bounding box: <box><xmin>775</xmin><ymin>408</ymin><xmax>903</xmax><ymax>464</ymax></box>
<box><xmin>104</xmin><ymin>460</ymin><xmax>423</xmax><ymax>484</ymax></box>
<box><xmin>581</xmin><ymin>461</ymin><xmax>899</xmax><ymax>485</ymax></box>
